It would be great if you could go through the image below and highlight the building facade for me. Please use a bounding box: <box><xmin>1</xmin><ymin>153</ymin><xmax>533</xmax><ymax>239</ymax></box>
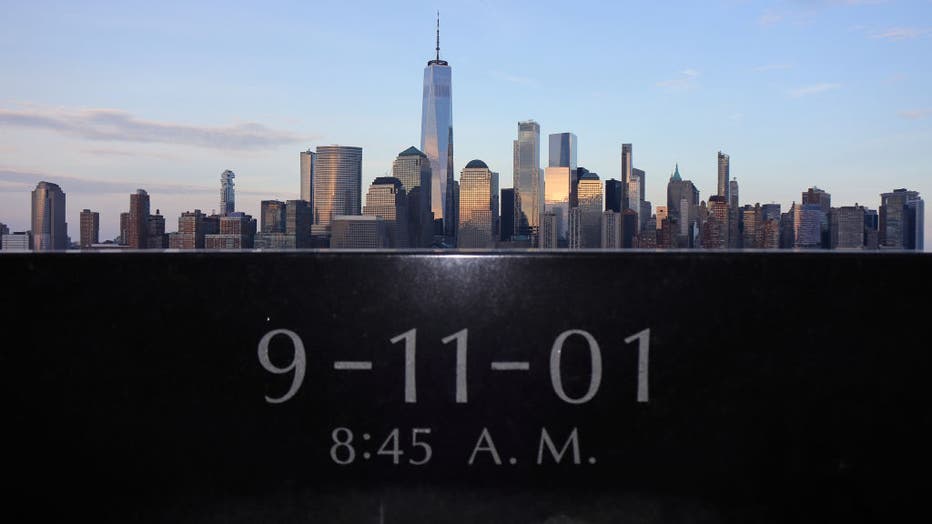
<box><xmin>31</xmin><ymin>181</ymin><xmax>67</xmax><ymax>251</ymax></box>
<box><xmin>457</xmin><ymin>160</ymin><xmax>496</xmax><ymax>248</ymax></box>
<box><xmin>220</xmin><ymin>170</ymin><xmax>235</xmax><ymax>216</ymax></box>
<box><xmin>313</xmin><ymin>145</ymin><xmax>363</xmax><ymax>233</ymax></box>
<box><xmin>420</xmin><ymin>19</ymin><xmax>454</xmax><ymax>237</ymax></box>
<box><xmin>79</xmin><ymin>209</ymin><xmax>99</xmax><ymax>248</ymax></box>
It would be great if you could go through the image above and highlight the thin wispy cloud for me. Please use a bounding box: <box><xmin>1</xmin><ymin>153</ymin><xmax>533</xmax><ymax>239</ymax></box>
<box><xmin>897</xmin><ymin>109</ymin><xmax>932</xmax><ymax>120</ymax></box>
<box><xmin>84</xmin><ymin>148</ymin><xmax>180</xmax><ymax>160</ymax></box>
<box><xmin>753</xmin><ymin>63</ymin><xmax>794</xmax><ymax>72</ymax></box>
<box><xmin>0</xmin><ymin>168</ymin><xmax>269</xmax><ymax>196</ymax></box>
<box><xmin>870</xmin><ymin>27</ymin><xmax>931</xmax><ymax>40</ymax></box>
<box><xmin>490</xmin><ymin>71</ymin><xmax>540</xmax><ymax>88</ymax></box>
<box><xmin>788</xmin><ymin>83</ymin><xmax>842</xmax><ymax>97</ymax></box>
<box><xmin>0</xmin><ymin>106</ymin><xmax>309</xmax><ymax>151</ymax></box>
<box><xmin>656</xmin><ymin>69</ymin><xmax>700</xmax><ymax>91</ymax></box>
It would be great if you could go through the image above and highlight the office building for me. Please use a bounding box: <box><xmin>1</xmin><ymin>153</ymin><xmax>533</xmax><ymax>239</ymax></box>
<box><xmin>420</xmin><ymin>15</ymin><xmax>454</xmax><ymax>237</ymax></box>
<box><xmin>313</xmin><ymin>145</ymin><xmax>363</xmax><ymax>232</ymax></box>
<box><xmin>605</xmin><ymin>179</ymin><xmax>623</xmax><ymax>213</ymax></box>
<box><xmin>880</xmin><ymin>189</ymin><xmax>924</xmax><ymax>250</ymax></box>
<box><xmin>761</xmin><ymin>203</ymin><xmax>781</xmax><ymax>222</ymax></box>
<box><xmin>261</xmin><ymin>200</ymin><xmax>287</xmax><ymax>234</ymax></box>
<box><xmin>833</xmin><ymin>205</ymin><xmax>866</xmax><ymax>249</ymax></box>
<box><xmin>392</xmin><ymin>146</ymin><xmax>433</xmax><ymax>247</ymax></box>
<box><xmin>570</xmin><ymin>172</ymin><xmax>603</xmax><ymax>249</ymax></box>
<box><xmin>540</xmin><ymin>212</ymin><xmax>559</xmax><ymax>248</ymax></box>
<box><xmin>666</xmin><ymin>164</ymin><xmax>699</xmax><ymax>244</ymax></box>
<box><xmin>548</xmin><ymin>133</ymin><xmax>577</xmax><ymax>170</ymax></box>
<box><xmin>331</xmin><ymin>215</ymin><xmax>389</xmax><ymax>248</ymax></box>
<box><xmin>601</xmin><ymin>211</ymin><xmax>622</xmax><ymax>248</ymax></box>
<box><xmin>742</xmin><ymin>204</ymin><xmax>761</xmax><ymax>249</ymax></box>
<box><xmin>802</xmin><ymin>187</ymin><xmax>832</xmax><ymax>248</ymax></box>
<box><xmin>220</xmin><ymin>170</ymin><xmax>235</xmax><ymax>216</ymax></box>
<box><xmin>31</xmin><ymin>181</ymin><xmax>67</xmax><ymax>251</ymax></box>
<box><xmin>702</xmin><ymin>196</ymin><xmax>729</xmax><ymax>249</ymax></box>
<box><xmin>794</xmin><ymin>203</ymin><xmax>823</xmax><ymax>249</ymax></box>
<box><xmin>364</xmin><ymin>177</ymin><xmax>409</xmax><ymax>248</ymax></box>
<box><xmin>621</xmin><ymin>144</ymin><xmax>632</xmax><ymax>210</ymax></box>
<box><xmin>458</xmin><ymin>160</ymin><xmax>496</xmax><ymax>248</ymax></box>
<box><xmin>206</xmin><ymin>212</ymin><xmax>256</xmax><ymax>249</ymax></box>
<box><xmin>300</xmin><ymin>149</ymin><xmax>315</xmax><ymax>205</ymax></box>
<box><xmin>286</xmin><ymin>199</ymin><xmax>312</xmax><ymax>248</ymax></box>
<box><xmin>2</xmin><ymin>231</ymin><xmax>31</xmax><ymax>251</ymax></box>
<box><xmin>514</xmin><ymin>120</ymin><xmax>541</xmax><ymax>239</ymax></box>
<box><xmin>544</xmin><ymin>167</ymin><xmax>572</xmax><ymax>243</ymax></box>
<box><xmin>168</xmin><ymin>210</ymin><xmax>216</xmax><ymax>249</ymax></box>
<box><xmin>500</xmin><ymin>188</ymin><xmax>517</xmax><ymax>242</ymax></box>
<box><xmin>79</xmin><ymin>209</ymin><xmax>99</xmax><ymax>248</ymax></box>
<box><xmin>147</xmin><ymin>210</ymin><xmax>167</xmax><ymax>249</ymax></box>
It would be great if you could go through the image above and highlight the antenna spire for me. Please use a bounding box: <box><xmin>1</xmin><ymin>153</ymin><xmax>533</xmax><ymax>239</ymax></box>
<box><xmin>436</xmin><ymin>11</ymin><xmax>440</xmax><ymax>61</ymax></box>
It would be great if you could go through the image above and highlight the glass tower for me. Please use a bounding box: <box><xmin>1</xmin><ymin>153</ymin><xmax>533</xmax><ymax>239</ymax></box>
<box><xmin>300</xmin><ymin>150</ymin><xmax>315</xmax><ymax>205</ymax></box>
<box><xmin>457</xmin><ymin>160</ymin><xmax>495</xmax><ymax>248</ymax></box>
<box><xmin>312</xmin><ymin>145</ymin><xmax>363</xmax><ymax>231</ymax></box>
<box><xmin>420</xmin><ymin>15</ymin><xmax>454</xmax><ymax>238</ymax></box>
<box><xmin>549</xmin><ymin>133</ymin><xmax>577</xmax><ymax>170</ymax></box>
<box><xmin>31</xmin><ymin>181</ymin><xmax>67</xmax><ymax>251</ymax></box>
<box><xmin>514</xmin><ymin>120</ymin><xmax>541</xmax><ymax>238</ymax></box>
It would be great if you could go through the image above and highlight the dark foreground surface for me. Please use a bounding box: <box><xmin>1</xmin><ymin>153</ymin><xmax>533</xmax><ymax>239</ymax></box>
<box><xmin>1</xmin><ymin>251</ymin><xmax>930</xmax><ymax>523</ymax></box>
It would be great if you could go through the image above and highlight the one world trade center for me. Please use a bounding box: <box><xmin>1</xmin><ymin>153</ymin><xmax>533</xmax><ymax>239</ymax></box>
<box><xmin>420</xmin><ymin>14</ymin><xmax>455</xmax><ymax>242</ymax></box>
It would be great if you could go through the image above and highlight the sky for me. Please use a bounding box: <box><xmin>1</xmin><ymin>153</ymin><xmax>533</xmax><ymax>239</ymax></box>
<box><xmin>1</xmin><ymin>0</ymin><xmax>930</xmax><ymax>248</ymax></box>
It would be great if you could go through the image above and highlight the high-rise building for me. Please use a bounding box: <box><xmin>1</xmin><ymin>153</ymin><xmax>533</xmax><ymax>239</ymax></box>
<box><xmin>31</xmin><ymin>181</ymin><xmax>67</xmax><ymax>251</ymax></box>
<box><xmin>548</xmin><ymin>133</ymin><xmax>577</xmax><ymax>170</ymax></box>
<box><xmin>622</xmin><ymin>209</ymin><xmax>638</xmax><ymax>248</ymax></box>
<box><xmin>761</xmin><ymin>204</ymin><xmax>781</xmax><ymax>222</ymax></box>
<box><xmin>601</xmin><ymin>211</ymin><xmax>622</xmax><ymax>248</ymax></box>
<box><xmin>794</xmin><ymin>203</ymin><xmax>823</xmax><ymax>249</ymax></box>
<box><xmin>621</xmin><ymin>144</ymin><xmax>632</xmax><ymax>211</ymax></box>
<box><xmin>300</xmin><ymin>149</ymin><xmax>315</xmax><ymax>205</ymax></box>
<box><xmin>570</xmin><ymin>172</ymin><xmax>603</xmax><ymax>249</ymax></box>
<box><xmin>331</xmin><ymin>215</ymin><xmax>389</xmax><ymax>248</ymax></box>
<box><xmin>833</xmin><ymin>205</ymin><xmax>866</xmax><ymax>249</ymax></box>
<box><xmin>702</xmin><ymin>196</ymin><xmax>729</xmax><ymax>249</ymax></box>
<box><xmin>540</xmin><ymin>212</ymin><xmax>558</xmax><ymax>249</ymax></box>
<box><xmin>119</xmin><ymin>212</ymin><xmax>130</xmax><ymax>245</ymax></box>
<box><xmin>169</xmin><ymin>209</ymin><xmax>216</xmax><ymax>249</ymax></box>
<box><xmin>627</xmin><ymin>175</ymin><xmax>641</xmax><ymax>230</ymax></box>
<box><xmin>500</xmin><ymin>188</ymin><xmax>516</xmax><ymax>242</ymax></box>
<box><xmin>220</xmin><ymin>170</ymin><xmax>235</xmax><ymax>216</ymax></box>
<box><xmin>666</xmin><ymin>164</ymin><xmax>700</xmax><ymax>246</ymax></box>
<box><xmin>206</xmin><ymin>212</ymin><xmax>256</xmax><ymax>249</ymax></box>
<box><xmin>729</xmin><ymin>179</ymin><xmax>740</xmax><ymax>248</ymax></box>
<box><xmin>742</xmin><ymin>204</ymin><xmax>761</xmax><ymax>249</ymax></box>
<box><xmin>457</xmin><ymin>160</ymin><xmax>496</xmax><ymax>248</ymax></box>
<box><xmin>420</xmin><ymin>15</ymin><xmax>454</xmax><ymax>237</ymax></box>
<box><xmin>779</xmin><ymin>206</ymin><xmax>796</xmax><ymax>249</ymax></box>
<box><xmin>514</xmin><ymin>120</ymin><xmax>541</xmax><ymax>239</ymax></box>
<box><xmin>313</xmin><ymin>145</ymin><xmax>363</xmax><ymax>233</ymax></box>
<box><xmin>880</xmin><ymin>188</ymin><xmax>924</xmax><ymax>250</ymax></box>
<box><xmin>605</xmin><ymin>179</ymin><xmax>623</xmax><ymax>213</ymax></box>
<box><xmin>286</xmin><ymin>200</ymin><xmax>312</xmax><ymax>248</ymax></box>
<box><xmin>802</xmin><ymin>187</ymin><xmax>831</xmax><ymax>248</ymax></box>
<box><xmin>392</xmin><ymin>146</ymin><xmax>433</xmax><ymax>247</ymax></box>
<box><xmin>0</xmin><ymin>223</ymin><xmax>7</xmax><ymax>249</ymax></box>
<box><xmin>147</xmin><ymin>210</ymin><xmax>167</xmax><ymax>249</ymax></box>
<box><xmin>79</xmin><ymin>209</ymin><xmax>99</xmax><ymax>248</ymax></box>
<box><xmin>864</xmin><ymin>208</ymin><xmax>880</xmax><ymax>249</ymax></box>
<box><xmin>127</xmin><ymin>189</ymin><xmax>150</xmax><ymax>249</ymax></box>
<box><xmin>717</xmin><ymin>152</ymin><xmax>730</xmax><ymax>200</ymax></box>
<box><xmin>544</xmin><ymin>167</ymin><xmax>572</xmax><ymax>243</ymax></box>
<box><xmin>364</xmin><ymin>177</ymin><xmax>409</xmax><ymax>248</ymax></box>
<box><xmin>656</xmin><ymin>206</ymin><xmax>669</xmax><ymax>228</ymax></box>
<box><xmin>261</xmin><ymin>200</ymin><xmax>287</xmax><ymax>234</ymax></box>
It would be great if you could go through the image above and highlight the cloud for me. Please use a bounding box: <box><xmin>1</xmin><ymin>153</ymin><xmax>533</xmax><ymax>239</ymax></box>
<box><xmin>788</xmin><ymin>83</ymin><xmax>842</xmax><ymax>97</ymax></box>
<box><xmin>656</xmin><ymin>69</ymin><xmax>700</xmax><ymax>91</ymax></box>
<box><xmin>898</xmin><ymin>109</ymin><xmax>932</xmax><ymax>120</ymax></box>
<box><xmin>83</xmin><ymin>148</ymin><xmax>180</xmax><ymax>160</ymax></box>
<box><xmin>870</xmin><ymin>27</ymin><xmax>931</xmax><ymax>40</ymax></box>
<box><xmin>759</xmin><ymin>10</ymin><xmax>784</xmax><ymax>26</ymax></box>
<box><xmin>0</xmin><ymin>168</ymin><xmax>268</xmax><ymax>196</ymax></box>
<box><xmin>0</xmin><ymin>105</ymin><xmax>310</xmax><ymax>151</ymax></box>
<box><xmin>752</xmin><ymin>63</ymin><xmax>794</xmax><ymax>72</ymax></box>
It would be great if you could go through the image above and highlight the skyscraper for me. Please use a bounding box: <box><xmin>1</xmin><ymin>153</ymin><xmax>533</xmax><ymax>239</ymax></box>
<box><xmin>544</xmin><ymin>167</ymin><xmax>572</xmax><ymax>243</ymax></box>
<box><xmin>666</xmin><ymin>164</ymin><xmax>699</xmax><ymax>244</ymax></box>
<box><xmin>834</xmin><ymin>205</ymin><xmax>866</xmax><ymax>249</ymax></box>
<box><xmin>331</xmin><ymin>215</ymin><xmax>390</xmax><ymax>248</ymax></box>
<box><xmin>285</xmin><ymin>200</ymin><xmax>312</xmax><ymax>248</ymax></box>
<box><xmin>548</xmin><ymin>133</ymin><xmax>577</xmax><ymax>170</ymax></box>
<box><xmin>127</xmin><ymin>189</ymin><xmax>150</xmax><ymax>249</ymax></box>
<box><xmin>147</xmin><ymin>210</ymin><xmax>167</xmax><ymax>249</ymax></box>
<box><xmin>420</xmin><ymin>14</ymin><xmax>454</xmax><ymax>238</ymax></box>
<box><xmin>300</xmin><ymin>149</ymin><xmax>315</xmax><ymax>205</ymax></box>
<box><xmin>364</xmin><ymin>177</ymin><xmax>409</xmax><ymax>248</ymax></box>
<box><xmin>392</xmin><ymin>146</ymin><xmax>433</xmax><ymax>247</ymax></box>
<box><xmin>880</xmin><ymin>188</ymin><xmax>924</xmax><ymax>250</ymax></box>
<box><xmin>571</xmin><ymin>172</ymin><xmax>603</xmax><ymax>249</ymax></box>
<box><xmin>621</xmin><ymin>144</ymin><xmax>632</xmax><ymax>211</ymax></box>
<box><xmin>31</xmin><ymin>181</ymin><xmax>67</xmax><ymax>251</ymax></box>
<box><xmin>261</xmin><ymin>200</ymin><xmax>287</xmax><ymax>234</ymax></box>
<box><xmin>312</xmin><ymin>145</ymin><xmax>363</xmax><ymax>233</ymax></box>
<box><xmin>501</xmin><ymin>188</ymin><xmax>516</xmax><ymax>242</ymax></box>
<box><xmin>457</xmin><ymin>160</ymin><xmax>496</xmax><ymax>248</ymax></box>
<box><xmin>79</xmin><ymin>209</ymin><xmax>99</xmax><ymax>248</ymax></box>
<box><xmin>220</xmin><ymin>170</ymin><xmax>235</xmax><ymax>216</ymax></box>
<box><xmin>605</xmin><ymin>179</ymin><xmax>623</xmax><ymax>213</ymax></box>
<box><xmin>601</xmin><ymin>211</ymin><xmax>623</xmax><ymax>248</ymax></box>
<box><xmin>794</xmin><ymin>204</ymin><xmax>823</xmax><ymax>249</ymax></box>
<box><xmin>717</xmin><ymin>152</ymin><xmax>730</xmax><ymax>200</ymax></box>
<box><xmin>514</xmin><ymin>120</ymin><xmax>541</xmax><ymax>239</ymax></box>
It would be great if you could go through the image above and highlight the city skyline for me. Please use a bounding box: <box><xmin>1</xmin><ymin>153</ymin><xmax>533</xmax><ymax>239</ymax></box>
<box><xmin>0</xmin><ymin>1</ymin><xmax>930</xmax><ymax>248</ymax></box>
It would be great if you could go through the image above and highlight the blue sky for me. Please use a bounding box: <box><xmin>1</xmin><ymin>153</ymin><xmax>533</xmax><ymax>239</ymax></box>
<box><xmin>1</xmin><ymin>0</ymin><xmax>930</xmax><ymax>247</ymax></box>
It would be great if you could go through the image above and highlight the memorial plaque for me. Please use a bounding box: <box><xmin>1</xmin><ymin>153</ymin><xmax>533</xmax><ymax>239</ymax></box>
<box><xmin>1</xmin><ymin>252</ymin><xmax>930</xmax><ymax>522</ymax></box>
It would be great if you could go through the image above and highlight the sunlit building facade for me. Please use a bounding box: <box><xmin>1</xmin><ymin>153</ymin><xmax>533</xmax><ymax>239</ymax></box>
<box><xmin>457</xmin><ymin>160</ymin><xmax>495</xmax><ymax>248</ymax></box>
<box><xmin>717</xmin><ymin>152</ymin><xmax>730</xmax><ymax>200</ymax></box>
<box><xmin>514</xmin><ymin>120</ymin><xmax>541</xmax><ymax>238</ymax></box>
<box><xmin>331</xmin><ymin>215</ymin><xmax>389</xmax><ymax>248</ymax></box>
<box><xmin>313</xmin><ymin>145</ymin><xmax>363</xmax><ymax>232</ymax></box>
<box><xmin>544</xmin><ymin>166</ymin><xmax>572</xmax><ymax>243</ymax></box>
<box><xmin>364</xmin><ymin>177</ymin><xmax>409</xmax><ymax>248</ymax></box>
<box><xmin>300</xmin><ymin>149</ymin><xmax>315</xmax><ymax>205</ymax></box>
<box><xmin>420</xmin><ymin>20</ymin><xmax>454</xmax><ymax>237</ymax></box>
<box><xmin>549</xmin><ymin>132</ymin><xmax>577</xmax><ymax>170</ymax></box>
<box><xmin>79</xmin><ymin>209</ymin><xmax>99</xmax><ymax>248</ymax></box>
